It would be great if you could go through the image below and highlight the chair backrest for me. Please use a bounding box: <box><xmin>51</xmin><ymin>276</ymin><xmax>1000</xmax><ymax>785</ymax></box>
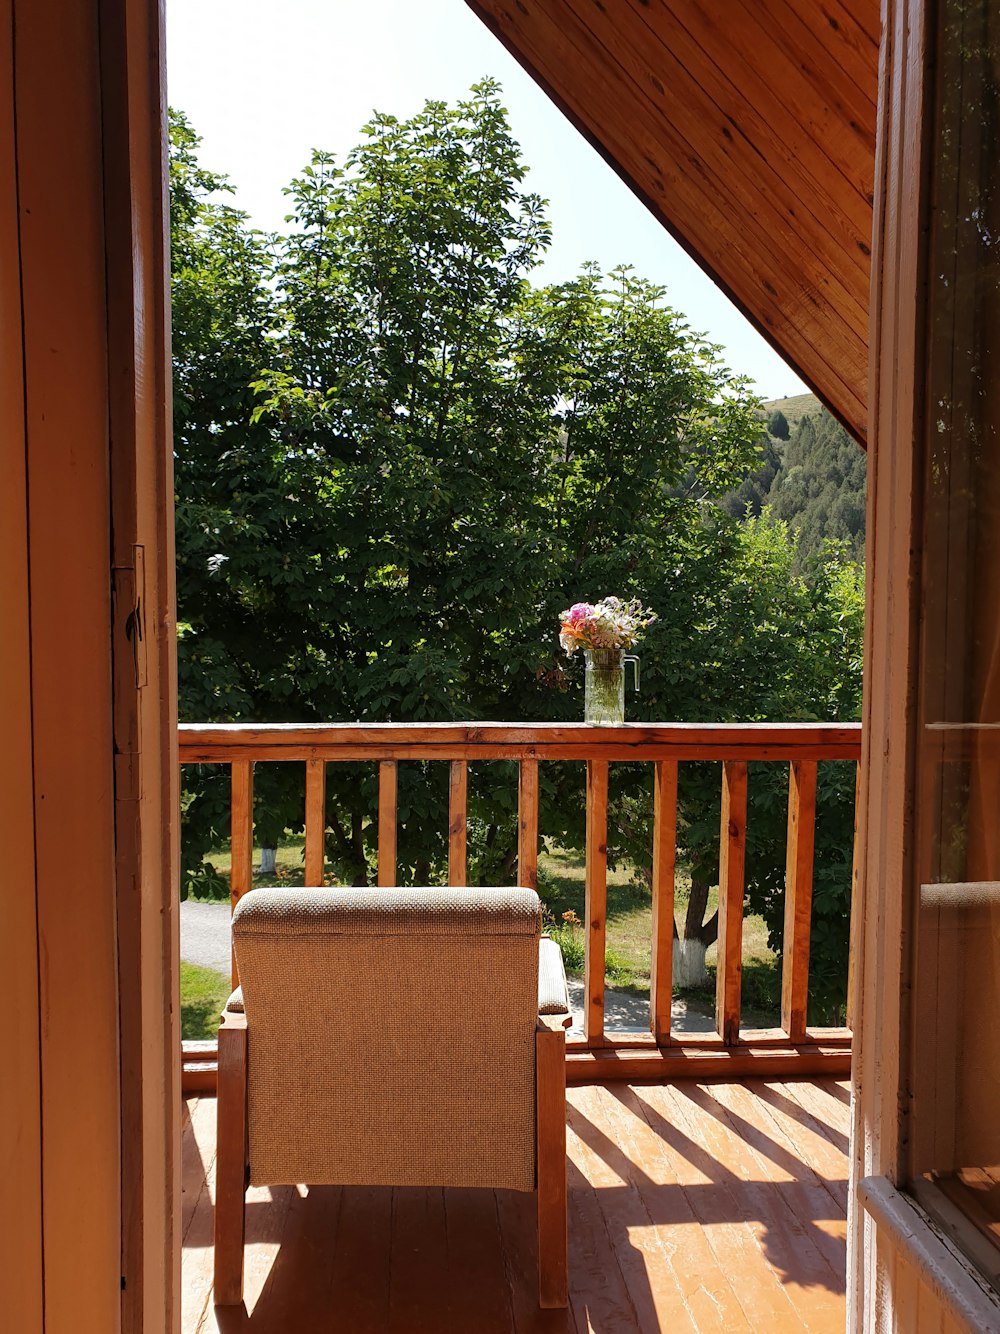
<box><xmin>232</xmin><ymin>886</ymin><xmax>541</xmax><ymax>1191</ymax></box>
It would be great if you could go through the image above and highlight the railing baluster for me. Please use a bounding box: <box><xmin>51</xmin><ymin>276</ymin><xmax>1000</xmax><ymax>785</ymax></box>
<box><xmin>781</xmin><ymin>759</ymin><xmax>818</xmax><ymax>1041</ymax></box>
<box><xmin>377</xmin><ymin>760</ymin><xmax>397</xmax><ymax>886</ymax></box>
<box><xmin>448</xmin><ymin>760</ymin><xmax>468</xmax><ymax>886</ymax></box>
<box><xmin>847</xmin><ymin>760</ymin><xmax>862</xmax><ymax>1030</ymax></box>
<box><xmin>650</xmin><ymin>759</ymin><xmax>678</xmax><ymax>1045</ymax></box>
<box><xmin>716</xmin><ymin>759</ymin><xmax>747</xmax><ymax>1045</ymax></box>
<box><xmin>585</xmin><ymin>759</ymin><xmax>609</xmax><ymax>1046</ymax></box>
<box><xmin>518</xmin><ymin>758</ymin><xmax>539</xmax><ymax>890</ymax></box>
<box><xmin>230</xmin><ymin>759</ymin><xmax>254</xmax><ymax>989</ymax></box>
<box><xmin>304</xmin><ymin>758</ymin><xmax>326</xmax><ymax>886</ymax></box>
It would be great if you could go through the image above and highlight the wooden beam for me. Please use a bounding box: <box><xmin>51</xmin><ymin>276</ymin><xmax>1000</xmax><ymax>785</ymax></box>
<box><xmin>649</xmin><ymin>760</ymin><xmax>678</xmax><ymax>1044</ymax></box>
<box><xmin>181</xmin><ymin>1029</ymin><xmax>854</xmax><ymax>1096</ymax></box>
<box><xmin>716</xmin><ymin>760</ymin><xmax>747</xmax><ymax>1045</ymax></box>
<box><xmin>518</xmin><ymin>758</ymin><xmax>539</xmax><ymax>890</ymax></box>
<box><xmin>847</xmin><ymin>760</ymin><xmax>862</xmax><ymax>1030</ymax></box>
<box><xmin>304</xmin><ymin>759</ymin><xmax>326</xmax><ymax>886</ymax></box>
<box><xmin>584</xmin><ymin>759</ymin><xmax>609</xmax><ymax>1046</ymax></box>
<box><xmin>0</xmin><ymin>3</ymin><xmax>43</xmax><ymax>1319</ymax></box>
<box><xmin>230</xmin><ymin>760</ymin><xmax>254</xmax><ymax>989</ymax></box>
<box><xmin>565</xmin><ymin>1043</ymin><xmax>852</xmax><ymax>1084</ymax></box>
<box><xmin>177</xmin><ymin>720</ymin><xmax>862</xmax><ymax>765</ymax></box>
<box><xmin>213</xmin><ymin>1014</ymin><xmax>248</xmax><ymax>1306</ymax></box>
<box><xmin>377</xmin><ymin>760</ymin><xmax>398</xmax><ymax>887</ymax></box>
<box><xmin>535</xmin><ymin>1018</ymin><xmax>568</xmax><ymax>1308</ymax></box>
<box><xmin>448</xmin><ymin>760</ymin><xmax>468</xmax><ymax>887</ymax></box>
<box><xmin>781</xmin><ymin>760</ymin><xmax>818</xmax><ymax>1041</ymax></box>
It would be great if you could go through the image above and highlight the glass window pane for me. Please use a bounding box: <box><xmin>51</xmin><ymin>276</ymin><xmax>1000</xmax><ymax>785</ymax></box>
<box><xmin>912</xmin><ymin>0</ymin><xmax>1000</xmax><ymax>1282</ymax></box>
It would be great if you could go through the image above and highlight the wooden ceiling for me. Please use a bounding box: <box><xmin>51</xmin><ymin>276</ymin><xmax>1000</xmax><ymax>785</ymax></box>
<box><xmin>467</xmin><ymin>0</ymin><xmax>879</xmax><ymax>445</ymax></box>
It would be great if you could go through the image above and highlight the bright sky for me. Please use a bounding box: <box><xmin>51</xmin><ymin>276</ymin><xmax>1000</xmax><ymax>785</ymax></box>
<box><xmin>166</xmin><ymin>0</ymin><xmax>806</xmax><ymax>401</ymax></box>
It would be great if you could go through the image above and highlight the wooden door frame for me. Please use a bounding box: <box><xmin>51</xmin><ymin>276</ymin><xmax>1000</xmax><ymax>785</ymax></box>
<box><xmin>0</xmin><ymin>2</ymin><xmax>179</xmax><ymax>1331</ymax></box>
<box><xmin>851</xmin><ymin>0</ymin><xmax>1000</xmax><ymax>1328</ymax></box>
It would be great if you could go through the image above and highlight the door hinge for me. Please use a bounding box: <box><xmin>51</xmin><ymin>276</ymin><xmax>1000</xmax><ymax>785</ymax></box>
<box><xmin>113</xmin><ymin>543</ymin><xmax>147</xmax><ymax>689</ymax></box>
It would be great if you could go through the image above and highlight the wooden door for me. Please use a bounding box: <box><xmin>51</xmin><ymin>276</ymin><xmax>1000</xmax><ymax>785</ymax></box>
<box><xmin>0</xmin><ymin>2</ymin><xmax>179</xmax><ymax>1331</ymax></box>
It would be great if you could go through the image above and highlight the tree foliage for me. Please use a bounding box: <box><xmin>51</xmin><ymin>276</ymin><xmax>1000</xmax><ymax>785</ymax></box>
<box><xmin>171</xmin><ymin>85</ymin><xmax>864</xmax><ymax>1018</ymax></box>
<box><xmin>766</xmin><ymin>408</ymin><xmax>790</xmax><ymax>440</ymax></box>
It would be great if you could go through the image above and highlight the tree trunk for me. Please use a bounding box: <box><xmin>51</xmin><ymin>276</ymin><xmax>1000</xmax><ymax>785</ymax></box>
<box><xmin>350</xmin><ymin>812</ymin><xmax>367</xmax><ymax>886</ymax></box>
<box><xmin>678</xmin><ymin>875</ymin><xmax>719</xmax><ymax>987</ymax></box>
<box><xmin>259</xmin><ymin>846</ymin><xmax>276</xmax><ymax>876</ymax></box>
<box><xmin>673</xmin><ymin>936</ymin><xmax>710</xmax><ymax>988</ymax></box>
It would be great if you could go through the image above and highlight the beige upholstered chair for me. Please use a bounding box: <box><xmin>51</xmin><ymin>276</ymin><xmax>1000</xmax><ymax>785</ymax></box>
<box><xmin>213</xmin><ymin>886</ymin><xmax>572</xmax><ymax>1308</ymax></box>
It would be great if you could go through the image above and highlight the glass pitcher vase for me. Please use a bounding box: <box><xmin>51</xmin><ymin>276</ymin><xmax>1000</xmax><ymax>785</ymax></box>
<box><xmin>584</xmin><ymin>647</ymin><xmax>640</xmax><ymax>725</ymax></box>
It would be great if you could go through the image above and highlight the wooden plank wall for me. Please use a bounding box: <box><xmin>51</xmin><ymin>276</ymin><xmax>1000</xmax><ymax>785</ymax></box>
<box><xmin>466</xmin><ymin>0</ymin><xmax>879</xmax><ymax>443</ymax></box>
<box><xmin>0</xmin><ymin>2</ymin><xmax>178</xmax><ymax>1332</ymax></box>
<box><xmin>0</xmin><ymin>3</ymin><xmax>44</xmax><ymax>1328</ymax></box>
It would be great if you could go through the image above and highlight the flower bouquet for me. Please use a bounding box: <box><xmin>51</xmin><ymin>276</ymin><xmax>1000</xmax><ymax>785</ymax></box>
<box><xmin>558</xmin><ymin>597</ymin><xmax>656</xmax><ymax>724</ymax></box>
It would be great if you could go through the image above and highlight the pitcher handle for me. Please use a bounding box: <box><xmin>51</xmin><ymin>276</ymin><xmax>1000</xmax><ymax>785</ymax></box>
<box><xmin>623</xmin><ymin>654</ymin><xmax>640</xmax><ymax>693</ymax></box>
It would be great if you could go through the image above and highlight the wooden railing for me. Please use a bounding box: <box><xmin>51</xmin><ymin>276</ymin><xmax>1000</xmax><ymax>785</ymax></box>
<box><xmin>179</xmin><ymin>721</ymin><xmax>861</xmax><ymax>1085</ymax></box>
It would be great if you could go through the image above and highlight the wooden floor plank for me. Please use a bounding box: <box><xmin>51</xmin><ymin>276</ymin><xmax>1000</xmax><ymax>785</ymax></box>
<box><xmin>633</xmin><ymin>1083</ymin><xmax>804</xmax><ymax>1331</ymax></box>
<box><xmin>751</xmin><ymin>1082</ymin><xmax>850</xmax><ymax>1210</ymax></box>
<box><xmin>445</xmin><ymin>1189</ymin><xmax>518</xmax><ymax>1334</ymax></box>
<box><xmin>690</xmin><ymin>1082</ymin><xmax>845</xmax><ymax>1333</ymax></box>
<box><xmin>594</xmin><ymin>1083</ymin><xmax>754</xmax><ymax>1332</ymax></box>
<box><xmin>388</xmin><ymin>1186</ymin><xmax>449</xmax><ymax>1333</ymax></box>
<box><xmin>182</xmin><ymin>1096</ymin><xmax>216</xmax><ymax>1246</ymax></box>
<box><xmin>786</xmin><ymin>1078</ymin><xmax>853</xmax><ymax>1145</ymax></box>
<box><xmin>181</xmin><ymin>1099</ymin><xmax>219</xmax><ymax>1334</ymax></box>
<box><xmin>181</xmin><ymin>1079</ymin><xmax>849</xmax><ymax>1334</ymax></box>
<box><xmin>571</xmin><ymin>1084</ymin><xmax>700</xmax><ymax>1334</ymax></box>
<box><xmin>496</xmin><ymin>1189</ymin><xmax>579</xmax><ymax>1334</ymax></box>
<box><xmin>326</xmin><ymin>1186</ymin><xmax>393</xmax><ymax>1331</ymax></box>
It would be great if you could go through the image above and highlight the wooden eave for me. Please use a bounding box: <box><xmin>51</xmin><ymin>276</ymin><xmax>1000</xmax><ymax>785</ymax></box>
<box><xmin>467</xmin><ymin>0</ymin><xmax>878</xmax><ymax>446</ymax></box>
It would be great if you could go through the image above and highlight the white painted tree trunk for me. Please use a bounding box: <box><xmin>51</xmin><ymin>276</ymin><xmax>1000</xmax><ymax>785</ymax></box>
<box><xmin>673</xmin><ymin>935</ymin><xmax>709</xmax><ymax>989</ymax></box>
<box><xmin>259</xmin><ymin>846</ymin><xmax>277</xmax><ymax>876</ymax></box>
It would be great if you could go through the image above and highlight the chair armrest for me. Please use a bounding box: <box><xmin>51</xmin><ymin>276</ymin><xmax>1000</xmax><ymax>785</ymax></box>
<box><xmin>538</xmin><ymin>936</ymin><xmax>572</xmax><ymax>1022</ymax></box>
<box><xmin>219</xmin><ymin>1006</ymin><xmax>246</xmax><ymax>1033</ymax></box>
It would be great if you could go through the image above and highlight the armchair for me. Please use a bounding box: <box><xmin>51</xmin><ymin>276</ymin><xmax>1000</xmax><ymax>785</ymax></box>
<box><xmin>213</xmin><ymin>886</ymin><xmax>571</xmax><ymax>1309</ymax></box>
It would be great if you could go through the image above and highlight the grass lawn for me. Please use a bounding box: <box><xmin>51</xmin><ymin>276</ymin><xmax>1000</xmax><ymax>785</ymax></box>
<box><xmin>536</xmin><ymin>846</ymin><xmax>781</xmax><ymax>1025</ymax></box>
<box><xmin>180</xmin><ymin>960</ymin><xmax>231</xmax><ymax>1040</ymax></box>
<box><xmin>184</xmin><ymin>835</ymin><xmax>781</xmax><ymax>1027</ymax></box>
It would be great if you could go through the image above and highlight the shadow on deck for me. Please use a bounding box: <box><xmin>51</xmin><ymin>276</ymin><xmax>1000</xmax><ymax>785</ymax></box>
<box><xmin>183</xmin><ymin>1077</ymin><xmax>850</xmax><ymax>1334</ymax></box>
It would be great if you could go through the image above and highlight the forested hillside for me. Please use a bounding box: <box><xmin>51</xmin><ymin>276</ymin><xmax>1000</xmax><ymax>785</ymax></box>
<box><xmin>721</xmin><ymin>400</ymin><xmax>867</xmax><ymax>565</ymax></box>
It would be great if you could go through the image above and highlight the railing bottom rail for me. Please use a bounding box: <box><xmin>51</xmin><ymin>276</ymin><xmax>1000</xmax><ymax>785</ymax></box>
<box><xmin>180</xmin><ymin>1033</ymin><xmax>851</xmax><ymax>1095</ymax></box>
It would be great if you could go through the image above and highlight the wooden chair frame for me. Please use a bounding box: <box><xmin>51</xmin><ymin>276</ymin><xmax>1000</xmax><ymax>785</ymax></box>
<box><xmin>213</xmin><ymin>1009</ymin><xmax>569</xmax><ymax>1309</ymax></box>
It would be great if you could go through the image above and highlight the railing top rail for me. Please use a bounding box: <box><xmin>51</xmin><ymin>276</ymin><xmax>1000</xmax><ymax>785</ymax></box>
<box><xmin>177</xmin><ymin>720</ymin><xmax>862</xmax><ymax>764</ymax></box>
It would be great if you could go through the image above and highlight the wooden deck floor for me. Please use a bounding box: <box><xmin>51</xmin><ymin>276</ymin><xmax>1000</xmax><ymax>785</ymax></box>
<box><xmin>183</xmin><ymin>1077</ymin><xmax>850</xmax><ymax>1333</ymax></box>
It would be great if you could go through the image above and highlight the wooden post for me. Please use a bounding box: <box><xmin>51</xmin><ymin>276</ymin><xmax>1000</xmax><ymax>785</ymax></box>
<box><xmin>650</xmin><ymin>760</ymin><xmax>678</xmax><ymax>1045</ymax></box>
<box><xmin>518</xmin><ymin>758</ymin><xmax>539</xmax><ymax>890</ymax></box>
<box><xmin>535</xmin><ymin>1016</ymin><xmax>568</xmax><ymax>1308</ymax></box>
<box><xmin>715</xmin><ymin>760</ymin><xmax>747</xmax><ymax>1045</ymax></box>
<box><xmin>781</xmin><ymin>759</ymin><xmax>818</xmax><ymax>1041</ymax></box>
<box><xmin>213</xmin><ymin>1012</ymin><xmax>248</xmax><ymax>1306</ymax></box>
<box><xmin>230</xmin><ymin>759</ymin><xmax>254</xmax><ymax>990</ymax></box>
<box><xmin>304</xmin><ymin>758</ymin><xmax>326</xmax><ymax>886</ymax></box>
<box><xmin>377</xmin><ymin>759</ymin><xmax>398</xmax><ymax>886</ymax></box>
<box><xmin>584</xmin><ymin>759</ymin><xmax>609</xmax><ymax>1046</ymax></box>
<box><xmin>448</xmin><ymin>760</ymin><xmax>468</xmax><ymax>886</ymax></box>
<box><xmin>847</xmin><ymin>760</ymin><xmax>862</xmax><ymax>1030</ymax></box>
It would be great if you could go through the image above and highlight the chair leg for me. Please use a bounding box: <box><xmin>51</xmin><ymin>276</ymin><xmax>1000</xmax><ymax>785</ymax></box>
<box><xmin>214</xmin><ymin>1016</ymin><xmax>248</xmax><ymax>1305</ymax></box>
<box><xmin>536</xmin><ymin>1020</ymin><xmax>568</xmax><ymax>1308</ymax></box>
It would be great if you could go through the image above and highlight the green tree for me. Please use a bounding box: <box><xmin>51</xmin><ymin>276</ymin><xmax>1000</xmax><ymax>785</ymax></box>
<box><xmin>767</xmin><ymin>408</ymin><xmax>790</xmax><ymax>440</ymax></box>
<box><xmin>171</xmin><ymin>87</ymin><xmax>862</xmax><ymax>1017</ymax></box>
